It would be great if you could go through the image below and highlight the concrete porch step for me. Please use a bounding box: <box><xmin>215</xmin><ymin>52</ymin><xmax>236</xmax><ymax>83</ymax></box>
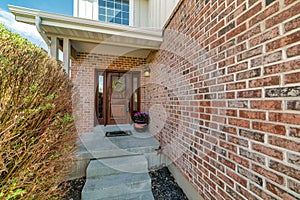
<box><xmin>98</xmin><ymin>191</ymin><xmax>154</xmax><ymax>200</ymax></box>
<box><xmin>82</xmin><ymin>172</ymin><xmax>152</xmax><ymax>200</ymax></box>
<box><xmin>87</xmin><ymin>155</ymin><xmax>148</xmax><ymax>178</ymax></box>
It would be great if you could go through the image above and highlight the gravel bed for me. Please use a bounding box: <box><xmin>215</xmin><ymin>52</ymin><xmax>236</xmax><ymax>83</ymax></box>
<box><xmin>63</xmin><ymin>167</ymin><xmax>188</xmax><ymax>200</ymax></box>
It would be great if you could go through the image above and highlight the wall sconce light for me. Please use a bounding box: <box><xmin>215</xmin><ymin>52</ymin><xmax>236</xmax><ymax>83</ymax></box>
<box><xmin>144</xmin><ymin>67</ymin><xmax>151</xmax><ymax>77</ymax></box>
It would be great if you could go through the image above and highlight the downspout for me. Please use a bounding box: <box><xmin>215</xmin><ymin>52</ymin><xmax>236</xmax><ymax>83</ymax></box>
<box><xmin>35</xmin><ymin>16</ymin><xmax>51</xmax><ymax>47</ymax></box>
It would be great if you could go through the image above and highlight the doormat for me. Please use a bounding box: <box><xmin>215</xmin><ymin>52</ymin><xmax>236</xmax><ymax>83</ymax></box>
<box><xmin>105</xmin><ymin>130</ymin><xmax>132</xmax><ymax>137</ymax></box>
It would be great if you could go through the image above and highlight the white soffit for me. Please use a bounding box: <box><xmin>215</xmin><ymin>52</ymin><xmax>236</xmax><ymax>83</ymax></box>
<box><xmin>9</xmin><ymin>5</ymin><xmax>163</xmax><ymax>50</ymax></box>
<box><xmin>72</xmin><ymin>41</ymin><xmax>152</xmax><ymax>58</ymax></box>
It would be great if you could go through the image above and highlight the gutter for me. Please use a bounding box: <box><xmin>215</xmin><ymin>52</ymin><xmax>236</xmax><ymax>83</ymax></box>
<box><xmin>35</xmin><ymin>16</ymin><xmax>51</xmax><ymax>47</ymax></box>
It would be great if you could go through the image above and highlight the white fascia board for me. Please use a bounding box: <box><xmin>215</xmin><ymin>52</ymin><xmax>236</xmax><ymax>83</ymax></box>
<box><xmin>9</xmin><ymin>5</ymin><xmax>163</xmax><ymax>43</ymax></box>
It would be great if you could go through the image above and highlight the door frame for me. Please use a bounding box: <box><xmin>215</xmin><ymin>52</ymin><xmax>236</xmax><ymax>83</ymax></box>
<box><xmin>95</xmin><ymin>69</ymin><xmax>141</xmax><ymax>125</ymax></box>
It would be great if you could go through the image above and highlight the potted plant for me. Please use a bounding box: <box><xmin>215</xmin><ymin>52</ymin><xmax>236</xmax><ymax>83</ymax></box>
<box><xmin>132</xmin><ymin>112</ymin><xmax>149</xmax><ymax>132</ymax></box>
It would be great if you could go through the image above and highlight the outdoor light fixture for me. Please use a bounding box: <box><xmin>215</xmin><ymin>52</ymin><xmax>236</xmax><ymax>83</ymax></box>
<box><xmin>144</xmin><ymin>67</ymin><xmax>151</xmax><ymax>77</ymax></box>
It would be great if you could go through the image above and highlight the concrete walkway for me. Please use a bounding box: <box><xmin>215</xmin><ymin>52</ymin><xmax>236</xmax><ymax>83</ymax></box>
<box><xmin>74</xmin><ymin>124</ymin><xmax>160</xmax><ymax>200</ymax></box>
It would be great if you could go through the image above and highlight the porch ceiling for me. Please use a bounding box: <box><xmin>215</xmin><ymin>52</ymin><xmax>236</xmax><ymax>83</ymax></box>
<box><xmin>9</xmin><ymin>5</ymin><xmax>163</xmax><ymax>52</ymax></box>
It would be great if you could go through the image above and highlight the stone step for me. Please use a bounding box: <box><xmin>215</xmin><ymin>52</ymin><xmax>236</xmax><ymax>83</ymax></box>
<box><xmin>94</xmin><ymin>191</ymin><xmax>154</xmax><ymax>200</ymax></box>
<box><xmin>87</xmin><ymin>155</ymin><xmax>148</xmax><ymax>178</ymax></box>
<box><xmin>82</xmin><ymin>173</ymin><xmax>152</xmax><ymax>200</ymax></box>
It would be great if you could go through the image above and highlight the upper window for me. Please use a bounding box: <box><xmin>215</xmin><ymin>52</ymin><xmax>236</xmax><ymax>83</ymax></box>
<box><xmin>99</xmin><ymin>0</ymin><xmax>130</xmax><ymax>25</ymax></box>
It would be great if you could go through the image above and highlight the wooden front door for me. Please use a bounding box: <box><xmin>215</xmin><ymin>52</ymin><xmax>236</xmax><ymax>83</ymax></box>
<box><xmin>107</xmin><ymin>72</ymin><xmax>132</xmax><ymax>124</ymax></box>
<box><xmin>96</xmin><ymin>70</ymin><xmax>140</xmax><ymax>125</ymax></box>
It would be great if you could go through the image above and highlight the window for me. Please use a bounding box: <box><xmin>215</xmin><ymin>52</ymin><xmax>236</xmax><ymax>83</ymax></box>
<box><xmin>98</xmin><ymin>0</ymin><xmax>130</xmax><ymax>25</ymax></box>
<box><xmin>266</xmin><ymin>0</ymin><xmax>276</xmax><ymax>6</ymax></box>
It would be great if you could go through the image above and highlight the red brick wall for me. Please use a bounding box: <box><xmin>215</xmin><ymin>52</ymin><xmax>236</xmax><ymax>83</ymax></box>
<box><xmin>145</xmin><ymin>0</ymin><xmax>300</xmax><ymax>199</ymax></box>
<box><xmin>71</xmin><ymin>53</ymin><xmax>146</xmax><ymax>133</ymax></box>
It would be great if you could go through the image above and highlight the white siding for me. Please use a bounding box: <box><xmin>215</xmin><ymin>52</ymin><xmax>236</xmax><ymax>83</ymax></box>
<box><xmin>74</xmin><ymin>0</ymin><xmax>98</xmax><ymax>20</ymax></box>
<box><xmin>73</xmin><ymin>0</ymin><xmax>179</xmax><ymax>28</ymax></box>
<box><xmin>133</xmin><ymin>0</ymin><xmax>148</xmax><ymax>28</ymax></box>
<box><xmin>148</xmin><ymin>0</ymin><xmax>179</xmax><ymax>29</ymax></box>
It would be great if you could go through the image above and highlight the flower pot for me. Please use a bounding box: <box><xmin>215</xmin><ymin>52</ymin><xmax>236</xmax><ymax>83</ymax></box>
<box><xmin>133</xmin><ymin>121</ymin><xmax>148</xmax><ymax>132</ymax></box>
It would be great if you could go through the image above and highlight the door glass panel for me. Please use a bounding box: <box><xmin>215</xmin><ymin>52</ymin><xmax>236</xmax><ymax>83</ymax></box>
<box><xmin>98</xmin><ymin>75</ymin><xmax>104</xmax><ymax>118</ymax></box>
<box><xmin>133</xmin><ymin>77</ymin><xmax>138</xmax><ymax>112</ymax></box>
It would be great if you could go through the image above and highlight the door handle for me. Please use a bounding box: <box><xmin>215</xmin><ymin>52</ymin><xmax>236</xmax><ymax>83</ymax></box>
<box><xmin>127</xmin><ymin>99</ymin><xmax>130</xmax><ymax>112</ymax></box>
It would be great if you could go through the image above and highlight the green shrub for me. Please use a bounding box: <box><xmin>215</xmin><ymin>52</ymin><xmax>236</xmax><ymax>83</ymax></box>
<box><xmin>0</xmin><ymin>24</ymin><xmax>77</xmax><ymax>199</ymax></box>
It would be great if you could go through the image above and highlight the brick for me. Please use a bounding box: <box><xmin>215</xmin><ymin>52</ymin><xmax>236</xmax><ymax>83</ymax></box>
<box><xmin>266</xmin><ymin>30</ymin><xmax>300</xmax><ymax>52</ymax></box>
<box><xmin>220</xmin><ymin>109</ymin><xmax>237</xmax><ymax>117</ymax></box>
<box><xmin>217</xmin><ymin>171</ymin><xmax>234</xmax><ymax>187</ymax></box>
<box><xmin>252</xmin><ymin>143</ymin><xmax>283</xmax><ymax>163</ymax></box>
<box><xmin>210</xmin><ymin>36</ymin><xmax>225</xmax><ymax>49</ymax></box>
<box><xmin>226</xmin><ymin>23</ymin><xmax>247</xmax><ymax>40</ymax></box>
<box><xmin>227</xmin><ymin>42</ymin><xmax>247</xmax><ymax>57</ymax></box>
<box><xmin>287</xmin><ymin>44</ymin><xmax>300</xmax><ymax>57</ymax></box>
<box><xmin>250</xmin><ymin>27</ymin><xmax>280</xmax><ymax>48</ymax></box>
<box><xmin>250</xmin><ymin>57</ymin><xmax>263</xmax><ymax>67</ymax></box>
<box><xmin>250</xmin><ymin>100</ymin><xmax>282</xmax><ymax>110</ymax></box>
<box><xmin>212</xmin><ymin>101</ymin><xmax>226</xmax><ymax>107</ymax></box>
<box><xmin>238</xmin><ymin>3</ymin><xmax>262</xmax><ymax>24</ymax></box>
<box><xmin>290</xmin><ymin>127</ymin><xmax>300</xmax><ymax>138</ymax></box>
<box><xmin>226</xmin><ymin>81</ymin><xmax>247</xmax><ymax>90</ymax></box>
<box><xmin>226</xmin><ymin>186</ymin><xmax>245</xmax><ymax>200</ymax></box>
<box><xmin>253</xmin><ymin>122</ymin><xmax>286</xmax><ymax>135</ymax></box>
<box><xmin>221</xmin><ymin>125</ymin><xmax>237</xmax><ymax>135</ymax></box>
<box><xmin>240</xmin><ymin>110</ymin><xmax>266</xmax><ymax>120</ymax></box>
<box><xmin>287</xmin><ymin>100</ymin><xmax>300</xmax><ymax>111</ymax></box>
<box><xmin>269</xmin><ymin>135</ymin><xmax>300</xmax><ymax>152</ymax></box>
<box><xmin>262</xmin><ymin>51</ymin><xmax>282</xmax><ymax>64</ymax></box>
<box><xmin>287</xmin><ymin>153</ymin><xmax>300</xmax><ymax>166</ymax></box>
<box><xmin>228</xmin><ymin>62</ymin><xmax>248</xmax><ymax>73</ymax></box>
<box><xmin>237</xmin><ymin>24</ymin><xmax>261</xmax><ymax>43</ymax></box>
<box><xmin>228</xmin><ymin>152</ymin><xmax>250</xmax><ymax>167</ymax></box>
<box><xmin>237</xmin><ymin>68</ymin><xmax>261</xmax><ymax>80</ymax></box>
<box><xmin>250</xmin><ymin>184</ymin><xmax>278</xmax><ymax>200</ymax></box>
<box><xmin>285</xmin><ymin>15</ymin><xmax>300</xmax><ymax>32</ymax></box>
<box><xmin>210</xmin><ymin>158</ymin><xmax>226</xmax><ymax>173</ymax></box>
<box><xmin>217</xmin><ymin>188</ymin><xmax>232</xmax><ymax>200</ymax></box>
<box><xmin>249</xmin><ymin>2</ymin><xmax>279</xmax><ymax>27</ymax></box>
<box><xmin>239</xmin><ymin>148</ymin><xmax>266</xmax><ymax>165</ymax></box>
<box><xmin>211</xmin><ymin>19</ymin><xmax>225</xmax><ymax>34</ymax></box>
<box><xmin>236</xmin><ymin>185</ymin><xmax>257</xmax><ymax>200</ymax></box>
<box><xmin>219</xmin><ymin>57</ymin><xmax>235</xmax><ymax>69</ymax></box>
<box><xmin>266</xmin><ymin>2</ymin><xmax>300</xmax><ymax>29</ymax></box>
<box><xmin>284</xmin><ymin>0</ymin><xmax>297</xmax><ymax>6</ymax></box>
<box><xmin>204</xmin><ymin>161</ymin><xmax>217</xmax><ymax>174</ymax></box>
<box><xmin>203</xmin><ymin>174</ymin><xmax>217</xmax><ymax>189</ymax></box>
<box><xmin>285</xmin><ymin>72</ymin><xmax>300</xmax><ymax>84</ymax></box>
<box><xmin>226</xmin><ymin>3</ymin><xmax>246</xmax><ymax>23</ymax></box>
<box><xmin>239</xmin><ymin>129</ymin><xmax>265</xmax><ymax>142</ymax></box>
<box><xmin>269</xmin><ymin>112</ymin><xmax>300</xmax><ymax>125</ymax></box>
<box><xmin>237</xmin><ymin>89</ymin><xmax>262</xmax><ymax>98</ymax></box>
<box><xmin>218</xmin><ymin>21</ymin><xmax>235</xmax><ymax>37</ymax></box>
<box><xmin>237</xmin><ymin>46</ymin><xmax>263</xmax><ymax>61</ymax></box>
<box><xmin>219</xmin><ymin>156</ymin><xmax>235</xmax><ymax>170</ymax></box>
<box><xmin>265</xmin><ymin>86</ymin><xmax>300</xmax><ymax>98</ymax></box>
<box><xmin>219</xmin><ymin>39</ymin><xmax>235</xmax><ymax>52</ymax></box>
<box><xmin>288</xmin><ymin>179</ymin><xmax>300</xmax><ymax>194</ymax></box>
<box><xmin>238</xmin><ymin>166</ymin><xmax>263</xmax><ymax>186</ymax></box>
<box><xmin>228</xmin><ymin>135</ymin><xmax>248</xmax><ymax>147</ymax></box>
<box><xmin>220</xmin><ymin>141</ymin><xmax>237</xmax><ymax>153</ymax></box>
<box><xmin>227</xmin><ymin>170</ymin><xmax>247</xmax><ymax>187</ymax></box>
<box><xmin>266</xmin><ymin>181</ymin><xmax>299</xmax><ymax>200</ymax></box>
<box><xmin>249</xmin><ymin>76</ymin><xmax>280</xmax><ymax>88</ymax></box>
<box><xmin>217</xmin><ymin>74</ymin><xmax>234</xmax><ymax>84</ymax></box>
<box><xmin>264</xmin><ymin>60</ymin><xmax>300</xmax><ymax>75</ymax></box>
<box><xmin>229</xmin><ymin>118</ymin><xmax>250</xmax><ymax>128</ymax></box>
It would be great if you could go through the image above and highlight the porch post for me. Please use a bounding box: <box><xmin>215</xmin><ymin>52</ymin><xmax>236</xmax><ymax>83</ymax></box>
<box><xmin>63</xmin><ymin>38</ymin><xmax>71</xmax><ymax>75</ymax></box>
<box><xmin>50</xmin><ymin>36</ymin><xmax>59</xmax><ymax>60</ymax></box>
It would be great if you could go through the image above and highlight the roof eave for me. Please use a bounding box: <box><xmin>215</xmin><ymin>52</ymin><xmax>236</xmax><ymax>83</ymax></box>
<box><xmin>9</xmin><ymin>5</ymin><xmax>163</xmax><ymax>50</ymax></box>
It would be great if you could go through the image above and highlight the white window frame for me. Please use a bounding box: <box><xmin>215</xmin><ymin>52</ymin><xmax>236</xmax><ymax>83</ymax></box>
<box><xmin>96</xmin><ymin>0</ymin><xmax>134</xmax><ymax>26</ymax></box>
